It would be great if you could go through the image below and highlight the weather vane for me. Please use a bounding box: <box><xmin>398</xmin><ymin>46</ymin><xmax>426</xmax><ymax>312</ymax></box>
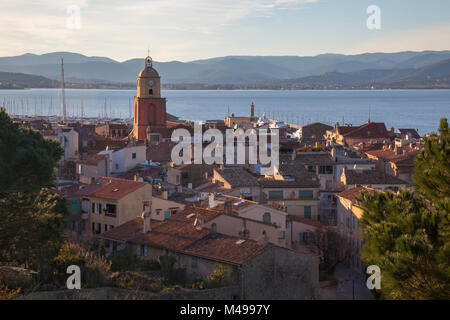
<box><xmin>145</xmin><ymin>47</ymin><xmax>152</xmax><ymax>67</ymax></box>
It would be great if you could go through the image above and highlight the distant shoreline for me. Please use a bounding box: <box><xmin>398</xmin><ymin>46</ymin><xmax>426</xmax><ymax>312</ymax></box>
<box><xmin>14</xmin><ymin>87</ymin><xmax>450</xmax><ymax>91</ymax></box>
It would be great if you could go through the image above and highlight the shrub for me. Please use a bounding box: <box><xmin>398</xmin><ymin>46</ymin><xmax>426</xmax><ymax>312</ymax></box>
<box><xmin>0</xmin><ymin>282</ymin><xmax>21</xmax><ymax>300</ymax></box>
<box><xmin>108</xmin><ymin>252</ymin><xmax>139</xmax><ymax>272</ymax></box>
<box><xmin>187</xmin><ymin>278</ymin><xmax>206</xmax><ymax>290</ymax></box>
<box><xmin>139</xmin><ymin>259</ymin><xmax>161</xmax><ymax>271</ymax></box>
<box><xmin>111</xmin><ymin>271</ymin><xmax>163</xmax><ymax>292</ymax></box>
<box><xmin>52</xmin><ymin>242</ymin><xmax>111</xmax><ymax>288</ymax></box>
<box><xmin>206</xmin><ymin>264</ymin><xmax>229</xmax><ymax>288</ymax></box>
<box><xmin>0</xmin><ymin>266</ymin><xmax>37</xmax><ymax>294</ymax></box>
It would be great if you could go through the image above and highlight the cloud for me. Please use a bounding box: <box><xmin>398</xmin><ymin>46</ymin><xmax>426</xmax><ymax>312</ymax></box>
<box><xmin>0</xmin><ymin>0</ymin><xmax>319</xmax><ymax>60</ymax></box>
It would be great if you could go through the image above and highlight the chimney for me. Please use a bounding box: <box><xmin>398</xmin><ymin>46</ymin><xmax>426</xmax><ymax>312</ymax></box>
<box><xmin>142</xmin><ymin>201</ymin><xmax>151</xmax><ymax>233</ymax></box>
<box><xmin>224</xmin><ymin>201</ymin><xmax>233</xmax><ymax>215</ymax></box>
<box><xmin>250</xmin><ymin>102</ymin><xmax>255</xmax><ymax>118</ymax></box>
<box><xmin>162</xmin><ymin>190</ymin><xmax>168</xmax><ymax>200</ymax></box>
<box><xmin>208</xmin><ymin>193</ymin><xmax>215</xmax><ymax>209</ymax></box>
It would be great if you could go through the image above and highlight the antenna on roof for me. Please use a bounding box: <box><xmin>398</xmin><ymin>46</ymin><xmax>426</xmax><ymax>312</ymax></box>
<box><xmin>61</xmin><ymin>58</ymin><xmax>66</xmax><ymax>123</ymax></box>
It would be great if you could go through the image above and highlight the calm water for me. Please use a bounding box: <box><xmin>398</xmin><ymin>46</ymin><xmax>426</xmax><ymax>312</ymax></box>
<box><xmin>1</xmin><ymin>89</ymin><xmax>449</xmax><ymax>134</ymax></box>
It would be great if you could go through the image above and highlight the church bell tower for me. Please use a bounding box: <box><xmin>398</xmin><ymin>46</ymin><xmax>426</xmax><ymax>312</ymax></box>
<box><xmin>133</xmin><ymin>54</ymin><xmax>167</xmax><ymax>141</ymax></box>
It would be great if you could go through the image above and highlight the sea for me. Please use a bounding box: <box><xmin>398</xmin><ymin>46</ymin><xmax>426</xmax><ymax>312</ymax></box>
<box><xmin>1</xmin><ymin>88</ymin><xmax>449</xmax><ymax>135</ymax></box>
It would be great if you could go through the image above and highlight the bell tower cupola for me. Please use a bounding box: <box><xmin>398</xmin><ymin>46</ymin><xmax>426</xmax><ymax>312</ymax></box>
<box><xmin>137</xmin><ymin>55</ymin><xmax>161</xmax><ymax>98</ymax></box>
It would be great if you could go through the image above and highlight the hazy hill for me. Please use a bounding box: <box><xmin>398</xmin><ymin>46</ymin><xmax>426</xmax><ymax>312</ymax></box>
<box><xmin>0</xmin><ymin>71</ymin><xmax>58</xmax><ymax>88</ymax></box>
<box><xmin>275</xmin><ymin>58</ymin><xmax>450</xmax><ymax>88</ymax></box>
<box><xmin>1</xmin><ymin>51</ymin><xmax>450</xmax><ymax>84</ymax></box>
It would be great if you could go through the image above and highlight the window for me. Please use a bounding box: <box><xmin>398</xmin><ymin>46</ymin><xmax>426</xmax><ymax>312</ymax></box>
<box><xmin>304</xmin><ymin>206</ymin><xmax>312</xmax><ymax>219</ymax></box>
<box><xmin>92</xmin><ymin>223</ymin><xmax>101</xmax><ymax>234</ymax></box>
<box><xmin>299</xmin><ymin>232</ymin><xmax>308</xmax><ymax>245</ymax></box>
<box><xmin>137</xmin><ymin>244</ymin><xmax>142</xmax><ymax>256</ymax></box>
<box><xmin>164</xmin><ymin>210</ymin><xmax>170</xmax><ymax>219</ymax></box>
<box><xmin>92</xmin><ymin>203</ymin><xmax>101</xmax><ymax>214</ymax></box>
<box><xmin>71</xmin><ymin>200</ymin><xmax>78</xmax><ymax>213</ymax></box>
<box><xmin>307</xmin><ymin>166</ymin><xmax>315</xmax><ymax>173</ymax></box>
<box><xmin>318</xmin><ymin>166</ymin><xmax>333</xmax><ymax>174</ymax></box>
<box><xmin>150</xmin><ymin>134</ymin><xmax>160</xmax><ymax>142</ymax></box>
<box><xmin>132</xmin><ymin>153</ymin><xmax>136</xmax><ymax>159</ymax></box>
<box><xmin>299</xmin><ymin>190</ymin><xmax>314</xmax><ymax>199</ymax></box>
<box><xmin>191</xmin><ymin>257</ymin><xmax>197</xmax><ymax>268</ymax></box>
<box><xmin>352</xmin><ymin>216</ymin><xmax>356</xmax><ymax>230</ymax></box>
<box><xmin>149</xmin><ymin>89</ymin><xmax>153</xmax><ymax>95</ymax></box>
<box><xmin>81</xmin><ymin>220</ymin><xmax>86</xmax><ymax>231</ymax></box>
<box><xmin>143</xmin><ymin>245</ymin><xmax>148</xmax><ymax>257</ymax></box>
<box><xmin>105</xmin><ymin>204</ymin><xmax>117</xmax><ymax>217</ymax></box>
<box><xmin>268</xmin><ymin>190</ymin><xmax>283</xmax><ymax>200</ymax></box>
<box><xmin>263</xmin><ymin>212</ymin><xmax>271</xmax><ymax>224</ymax></box>
<box><xmin>156</xmin><ymin>209</ymin><xmax>161</xmax><ymax>216</ymax></box>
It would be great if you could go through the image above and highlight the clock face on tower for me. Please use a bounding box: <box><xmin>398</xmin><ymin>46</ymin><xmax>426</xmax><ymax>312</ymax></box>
<box><xmin>148</xmin><ymin>80</ymin><xmax>154</xmax><ymax>86</ymax></box>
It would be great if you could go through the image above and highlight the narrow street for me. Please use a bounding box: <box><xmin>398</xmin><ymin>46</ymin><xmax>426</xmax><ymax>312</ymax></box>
<box><xmin>333</xmin><ymin>263</ymin><xmax>374</xmax><ymax>300</ymax></box>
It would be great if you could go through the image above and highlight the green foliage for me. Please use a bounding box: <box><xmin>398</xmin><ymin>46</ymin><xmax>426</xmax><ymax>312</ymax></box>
<box><xmin>357</xmin><ymin>119</ymin><xmax>450</xmax><ymax>301</ymax></box>
<box><xmin>0</xmin><ymin>267</ymin><xmax>37</xmax><ymax>297</ymax></box>
<box><xmin>0</xmin><ymin>282</ymin><xmax>21</xmax><ymax>300</ymax></box>
<box><xmin>139</xmin><ymin>259</ymin><xmax>161</xmax><ymax>272</ymax></box>
<box><xmin>187</xmin><ymin>277</ymin><xmax>206</xmax><ymax>290</ymax></box>
<box><xmin>52</xmin><ymin>242</ymin><xmax>111</xmax><ymax>288</ymax></box>
<box><xmin>0</xmin><ymin>189</ymin><xmax>67</xmax><ymax>270</ymax></box>
<box><xmin>160</xmin><ymin>285</ymin><xmax>182</xmax><ymax>293</ymax></box>
<box><xmin>108</xmin><ymin>252</ymin><xmax>139</xmax><ymax>272</ymax></box>
<box><xmin>111</xmin><ymin>271</ymin><xmax>163</xmax><ymax>292</ymax></box>
<box><xmin>0</xmin><ymin>108</ymin><xmax>63</xmax><ymax>193</ymax></box>
<box><xmin>159</xmin><ymin>255</ymin><xmax>185</xmax><ymax>286</ymax></box>
<box><xmin>206</xmin><ymin>264</ymin><xmax>229</xmax><ymax>288</ymax></box>
<box><xmin>0</xmin><ymin>109</ymin><xmax>66</xmax><ymax>275</ymax></box>
<box><xmin>413</xmin><ymin>118</ymin><xmax>450</xmax><ymax>205</ymax></box>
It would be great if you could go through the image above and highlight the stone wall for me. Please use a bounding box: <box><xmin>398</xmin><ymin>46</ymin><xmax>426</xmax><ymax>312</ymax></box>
<box><xmin>17</xmin><ymin>285</ymin><xmax>240</xmax><ymax>300</ymax></box>
<box><xmin>241</xmin><ymin>246</ymin><xmax>320</xmax><ymax>300</ymax></box>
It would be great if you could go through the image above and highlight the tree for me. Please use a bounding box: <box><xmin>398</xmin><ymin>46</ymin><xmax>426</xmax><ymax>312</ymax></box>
<box><xmin>357</xmin><ymin>118</ymin><xmax>450</xmax><ymax>300</ymax></box>
<box><xmin>0</xmin><ymin>189</ymin><xmax>67</xmax><ymax>267</ymax></box>
<box><xmin>0</xmin><ymin>108</ymin><xmax>63</xmax><ymax>193</ymax></box>
<box><xmin>413</xmin><ymin>118</ymin><xmax>450</xmax><ymax>205</ymax></box>
<box><xmin>0</xmin><ymin>109</ymin><xmax>66</xmax><ymax>273</ymax></box>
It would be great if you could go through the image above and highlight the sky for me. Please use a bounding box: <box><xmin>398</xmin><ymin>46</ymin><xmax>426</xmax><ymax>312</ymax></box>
<box><xmin>1</xmin><ymin>0</ymin><xmax>450</xmax><ymax>62</ymax></box>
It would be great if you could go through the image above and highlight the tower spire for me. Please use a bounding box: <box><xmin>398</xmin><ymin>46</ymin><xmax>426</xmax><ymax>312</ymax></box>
<box><xmin>61</xmin><ymin>58</ymin><xmax>66</xmax><ymax>123</ymax></box>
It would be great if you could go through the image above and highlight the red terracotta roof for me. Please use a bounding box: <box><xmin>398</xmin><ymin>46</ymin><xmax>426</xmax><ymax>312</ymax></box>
<box><xmin>398</xmin><ymin>129</ymin><xmax>420</xmax><ymax>139</ymax></box>
<box><xmin>342</xmin><ymin>122</ymin><xmax>389</xmax><ymax>139</ymax></box>
<box><xmin>287</xmin><ymin>215</ymin><xmax>327</xmax><ymax>231</ymax></box>
<box><xmin>73</xmin><ymin>177</ymin><xmax>148</xmax><ymax>200</ymax></box>
<box><xmin>101</xmin><ymin>207</ymin><xmax>269</xmax><ymax>265</ymax></box>
<box><xmin>182</xmin><ymin>234</ymin><xmax>269</xmax><ymax>265</ymax></box>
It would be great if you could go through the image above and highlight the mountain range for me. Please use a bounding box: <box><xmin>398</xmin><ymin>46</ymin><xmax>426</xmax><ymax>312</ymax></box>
<box><xmin>1</xmin><ymin>51</ymin><xmax>450</xmax><ymax>88</ymax></box>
